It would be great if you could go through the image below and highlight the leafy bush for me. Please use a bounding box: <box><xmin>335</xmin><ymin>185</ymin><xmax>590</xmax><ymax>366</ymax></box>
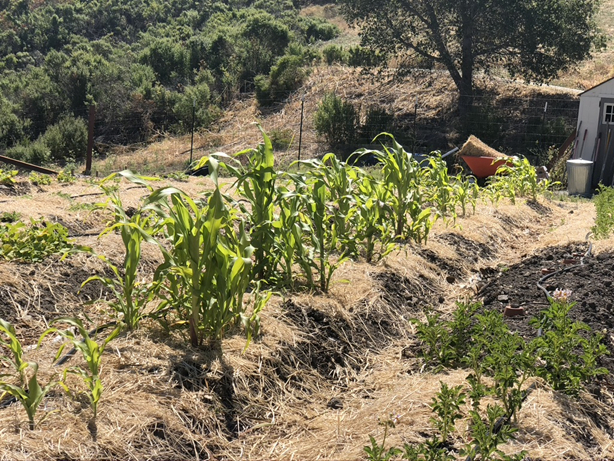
<box><xmin>29</xmin><ymin>172</ymin><xmax>52</xmax><ymax>186</ymax></box>
<box><xmin>347</xmin><ymin>46</ymin><xmax>386</xmax><ymax>67</ymax></box>
<box><xmin>314</xmin><ymin>93</ymin><xmax>358</xmax><ymax>149</ymax></box>
<box><xmin>322</xmin><ymin>45</ymin><xmax>347</xmax><ymax>65</ymax></box>
<box><xmin>41</xmin><ymin>115</ymin><xmax>88</xmax><ymax>163</ymax></box>
<box><xmin>255</xmin><ymin>54</ymin><xmax>309</xmax><ymax>106</ymax></box>
<box><xmin>0</xmin><ymin>219</ymin><xmax>72</xmax><ymax>262</ymax></box>
<box><xmin>592</xmin><ymin>185</ymin><xmax>614</xmax><ymax>239</ymax></box>
<box><xmin>7</xmin><ymin>140</ymin><xmax>50</xmax><ymax>165</ymax></box>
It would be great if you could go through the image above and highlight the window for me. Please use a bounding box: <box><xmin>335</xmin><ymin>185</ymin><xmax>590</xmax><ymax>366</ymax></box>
<box><xmin>605</xmin><ymin>103</ymin><xmax>614</xmax><ymax>124</ymax></box>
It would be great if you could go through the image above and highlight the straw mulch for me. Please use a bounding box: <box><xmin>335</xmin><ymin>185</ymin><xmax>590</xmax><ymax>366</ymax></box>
<box><xmin>459</xmin><ymin>135</ymin><xmax>510</xmax><ymax>159</ymax></box>
<box><xmin>0</xmin><ymin>180</ymin><xmax>613</xmax><ymax>460</ymax></box>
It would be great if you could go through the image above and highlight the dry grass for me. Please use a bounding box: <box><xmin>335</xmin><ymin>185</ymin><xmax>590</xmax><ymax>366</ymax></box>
<box><xmin>0</xmin><ymin>177</ymin><xmax>612</xmax><ymax>460</ymax></box>
<box><xmin>459</xmin><ymin>135</ymin><xmax>509</xmax><ymax>159</ymax></box>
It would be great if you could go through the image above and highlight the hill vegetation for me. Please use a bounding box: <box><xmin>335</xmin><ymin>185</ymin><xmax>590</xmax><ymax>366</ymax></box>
<box><xmin>0</xmin><ymin>0</ymin><xmax>340</xmax><ymax>164</ymax></box>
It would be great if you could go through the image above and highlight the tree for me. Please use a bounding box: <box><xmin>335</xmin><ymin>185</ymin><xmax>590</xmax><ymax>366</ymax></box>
<box><xmin>340</xmin><ymin>0</ymin><xmax>603</xmax><ymax>115</ymax></box>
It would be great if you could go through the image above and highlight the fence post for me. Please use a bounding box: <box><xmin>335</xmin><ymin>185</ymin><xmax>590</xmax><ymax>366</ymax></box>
<box><xmin>85</xmin><ymin>104</ymin><xmax>95</xmax><ymax>175</ymax></box>
<box><xmin>298</xmin><ymin>95</ymin><xmax>305</xmax><ymax>167</ymax></box>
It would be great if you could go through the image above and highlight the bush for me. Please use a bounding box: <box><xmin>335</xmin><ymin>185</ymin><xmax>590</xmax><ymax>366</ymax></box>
<box><xmin>314</xmin><ymin>93</ymin><xmax>358</xmax><ymax>149</ymax></box>
<box><xmin>6</xmin><ymin>140</ymin><xmax>50</xmax><ymax>165</ymax></box>
<box><xmin>360</xmin><ymin>106</ymin><xmax>395</xmax><ymax>143</ymax></box>
<box><xmin>347</xmin><ymin>46</ymin><xmax>386</xmax><ymax>67</ymax></box>
<box><xmin>255</xmin><ymin>54</ymin><xmax>308</xmax><ymax>106</ymax></box>
<box><xmin>41</xmin><ymin>115</ymin><xmax>88</xmax><ymax>163</ymax></box>
<box><xmin>269</xmin><ymin>128</ymin><xmax>294</xmax><ymax>150</ymax></box>
<box><xmin>592</xmin><ymin>185</ymin><xmax>614</xmax><ymax>239</ymax></box>
<box><xmin>302</xmin><ymin>17</ymin><xmax>339</xmax><ymax>42</ymax></box>
<box><xmin>322</xmin><ymin>45</ymin><xmax>347</xmax><ymax>65</ymax></box>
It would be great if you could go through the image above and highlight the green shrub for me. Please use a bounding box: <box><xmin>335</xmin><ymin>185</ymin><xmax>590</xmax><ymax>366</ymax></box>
<box><xmin>592</xmin><ymin>185</ymin><xmax>614</xmax><ymax>239</ymax></box>
<box><xmin>41</xmin><ymin>115</ymin><xmax>88</xmax><ymax>162</ymax></box>
<box><xmin>302</xmin><ymin>17</ymin><xmax>339</xmax><ymax>42</ymax></box>
<box><xmin>256</xmin><ymin>54</ymin><xmax>309</xmax><ymax>106</ymax></box>
<box><xmin>347</xmin><ymin>46</ymin><xmax>386</xmax><ymax>67</ymax></box>
<box><xmin>0</xmin><ymin>219</ymin><xmax>72</xmax><ymax>262</ymax></box>
<box><xmin>322</xmin><ymin>45</ymin><xmax>347</xmax><ymax>65</ymax></box>
<box><xmin>6</xmin><ymin>140</ymin><xmax>50</xmax><ymax>165</ymax></box>
<box><xmin>314</xmin><ymin>93</ymin><xmax>358</xmax><ymax>148</ymax></box>
<box><xmin>269</xmin><ymin>128</ymin><xmax>294</xmax><ymax>150</ymax></box>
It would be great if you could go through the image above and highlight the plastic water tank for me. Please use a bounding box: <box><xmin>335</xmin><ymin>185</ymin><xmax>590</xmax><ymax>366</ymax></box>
<box><xmin>567</xmin><ymin>159</ymin><xmax>594</xmax><ymax>196</ymax></box>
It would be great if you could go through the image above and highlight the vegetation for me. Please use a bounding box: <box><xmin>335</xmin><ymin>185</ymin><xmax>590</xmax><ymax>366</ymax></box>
<box><xmin>340</xmin><ymin>0</ymin><xmax>603</xmax><ymax>115</ymax></box>
<box><xmin>0</xmin><ymin>0</ymin><xmax>339</xmax><ymax>164</ymax></box>
<box><xmin>592</xmin><ymin>185</ymin><xmax>614</xmax><ymax>239</ymax></box>
<box><xmin>0</xmin><ymin>219</ymin><xmax>71</xmax><ymax>262</ymax></box>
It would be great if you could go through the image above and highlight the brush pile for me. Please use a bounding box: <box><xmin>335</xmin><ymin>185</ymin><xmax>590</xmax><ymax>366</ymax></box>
<box><xmin>459</xmin><ymin>135</ymin><xmax>509</xmax><ymax>158</ymax></box>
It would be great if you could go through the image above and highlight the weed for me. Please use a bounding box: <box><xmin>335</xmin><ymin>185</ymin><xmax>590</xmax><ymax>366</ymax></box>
<box><xmin>592</xmin><ymin>185</ymin><xmax>614</xmax><ymax>239</ymax></box>
<box><xmin>0</xmin><ymin>219</ymin><xmax>71</xmax><ymax>262</ymax></box>
<box><xmin>29</xmin><ymin>172</ymin><xmax>52</xmax><ymax>186</ymax></box>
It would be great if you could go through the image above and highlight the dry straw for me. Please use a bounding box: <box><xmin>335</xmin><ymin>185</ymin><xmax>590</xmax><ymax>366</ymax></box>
<box><xmin>459</xmin><ymin>135</ymin><xmax>509</xmax><ymax>159</ymax></box>
<box><xmin>0</xmin><ymin>179</ymin><xmax>611</xmax><ymax>460</ymax></box>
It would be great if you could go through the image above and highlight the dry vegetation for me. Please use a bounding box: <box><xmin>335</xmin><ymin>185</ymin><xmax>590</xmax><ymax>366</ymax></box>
<box><xmin>0</xmin><ymin>175</ymin><xmax>612</xmax><ymax>460</ymax></box>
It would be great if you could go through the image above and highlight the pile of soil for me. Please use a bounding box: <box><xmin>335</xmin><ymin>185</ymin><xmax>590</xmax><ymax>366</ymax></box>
<box><xmin>478</xmin><ymin>242</ymin><xmax>614</xmax><ymax>375</ymax></box>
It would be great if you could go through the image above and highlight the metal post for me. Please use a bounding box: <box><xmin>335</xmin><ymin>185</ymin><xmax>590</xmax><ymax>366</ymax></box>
<box><xmin>541</xmin><ymin>101</ymin><xmax>548</xmax><ymax>149</ymax></box>
<box><xmin>189</xmin><ymin>98</ymin><xmax>196</xmax><ymax>165</ymax></box>
<box><xmin>298</xmin><ymin>95</ymin><xmax>305</xmax><ymax>167</ymax></box>
<box><xmin>85</xmin><ymin>104</ymin><xmax>95</xmax><ymax>175</ymax></box>
<box><xmin>413</xmin><ymin>96</ymin><xmax>418</xmax><ymax>154</ymax></box>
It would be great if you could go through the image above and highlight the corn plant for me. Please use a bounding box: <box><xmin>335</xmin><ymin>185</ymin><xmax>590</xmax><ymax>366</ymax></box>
<box><xmin>81</xmin><ymin>172</ymin><xmax>159</xmax><ymax>330</ymax></box>
<box><xmin>354</xmin><ymin>174</ymin><xmax>396</xmax><ymax>263</ymax></box>
<box><xmin>39</xmin><ymin>318</ymin><xmax>121</xmax><ymax>419</ymax></box>
<box><xmin>223</xmin><ymin>127</ymin><xmax>280</xmax><ymax>281</ymax></box>
<box><xmin>357</xmin><ymin>134</ymin><xmax>426</xmax><ymax>239</ymax></box>
<box><xmin>273</xmin><ymin>184</ymin><xmax>314</xmax><ymax>288</ymax></box>
<box><xmin>488</xmin><ymin>157</ymin><xmax>553</xmax><ymax>204</ymax></box>
<box><xmin>453</xmin><ymin>174</ymin><xmax>479</xmax><ymax>216</ymax></box>
<box><xmin>146</xmin><ymin>156</ymin><xmax>265</xmax><ymax>346</ymax></box>
<box><xmin>0</xmin><ymin>319</ymin><xmax>55</xmax><ymax>429</ymax></box>
<box><xmin>423</xmin><ymin>153</ymin><xmax>456</xmax><ymax>221</ymax></box>
<box><xmin>289</xmin><ymin>172</ymin><xmax>347</xmax><ymax>292</ymax></box>
<box><xmin>302</xmin><ymin>154</ymin><xmax>361</xmax><ymax>259</ymax></box>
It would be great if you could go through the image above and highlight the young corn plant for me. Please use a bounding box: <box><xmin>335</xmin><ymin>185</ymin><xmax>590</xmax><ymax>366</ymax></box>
<box><xmin>0</xmin><ymin>319</ymin><xmax>56</xmax><ymax>430</ymax></box>
<box><xmin>297</xmin><ymin>174</ymin><xmax>348</xmax><ymax>292</ymax></box>
<box><xmin>423</xmin><ymin>153</ymin><xmax>456</xmax><ymax>222</ymax></box>
<box><xmin>81</xmin><ymin>172</ymin><xmax>159</xmax><ymax>330</ymax></box>
<box><xmin>223</xmin><ymin>127</ymin><xmax>280</xmax><ymax>281</ymax></box>
<box><xmin>273</xmin><ymin>184</ymin><xmax>314</xmax><ymax>288</ymax></box>
<box><xmin>39</xmin><ymin>317</ymin><xmax>121</xmax><ymax>421</ymax></box>
<box><xmin>146</xmin><ymin>156</ymin><xmax>266</xmax><ymax>346</ymax></box>
<box><xmin>357</xmin><ymin>134</ymin><xmax>426</xmax><ymax>240</ymax></box>
<box><xmin>354</xmin><ymin>174</ymin><xmax>396</xmax><ymax>263</ymax></box>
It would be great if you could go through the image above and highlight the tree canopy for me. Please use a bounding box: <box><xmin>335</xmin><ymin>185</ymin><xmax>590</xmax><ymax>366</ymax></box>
<box><xmin>340</xmin><ymin>0</ymin><xmax>603</xmax><ymax>114</ymax></box>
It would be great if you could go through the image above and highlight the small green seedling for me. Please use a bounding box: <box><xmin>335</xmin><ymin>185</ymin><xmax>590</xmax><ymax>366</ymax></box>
<box><xmin>0</xmin><ymin>318</ymin><xmax>55</xmax><ymax>429</ymax></box>
<box><xmin>40</xmin><ymin>318</ymin><xmax>121</xmax><ymax>419</ymax></box>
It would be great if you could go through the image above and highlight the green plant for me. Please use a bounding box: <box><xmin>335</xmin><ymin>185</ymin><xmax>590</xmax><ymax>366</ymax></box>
<box><xmin>81</xmin><ymin>172</ymin><xmax>158</xmax><ymax>330</ymax></box>
<box><xmin>0</xmin><ymin>211</ymin><xmax>21</xmax><ymax>223</ymax></box>
<box><xmin>0</xmin><ymin>169</ymin><xmax>18</xmax><ymax>186</ymax></box>
<box><xmin>29</xmin><ymin>172</ymin><xmax>52</xmax><ymax>186</ymax></box>
<box><xmin>430</xmin><ymin>382</ymin><xmax>466</xmax><ymax>444</ymax></box>
<box><xmin>461</xmin><ymin>404</ymin><xmax>526</xmax><ymax>461</ymax></box>
<box><xmin>488</xmin><ymin>157</ymin><xmax>554</xmax><ymax>204</ymax></box>
<box><xmin>223</xmin><ymin>129</ymin><xmax>279</xmax><ymax>281</ymax></box>
<box><xmin>358</xmin><ymin>134</ymin><xmax>432</xmax><ymax>241</ymax></box>
<box><xmin>411</xmin><ymin>310</ymin><xmax>455</xmax><ymax>369</ymax></box>
<box><xmin>314</xmin><ymin>93</ymin><xmax>358</xmax><ymax>150</ymax></box>
<box><xmin>0</xmin><ymin>319</ymin><xmax>56</xmax><ymax>429</ymax></box>
<box><xmin>530</xmin><ymin>298</ymin><xmax>608</xmax><ymax>395</ymax></box>
<box><xmin>40</xmin><ymin>318</ymin><xmax>121</xmax><ymax>419</ymax></box>
<box><xmin>322</xmin><ymin>45</ymin><xmax>347</xmax><ymax>65</ymax></box>
<box><xmin>57</xmin><ymin>168</ymin><xmax>77</xmax><ymax>184</ymax></box>
<box><xmin>0</xmin><ymin>219</ymin><xmax>72</xmax><ymax>262</ymax></box>
<box><xmin>146</xmin><ymin>156</ymin><xmax>266</xmax><ymax>346</ymax></box>
<box><xmin>592</xmin><ymin>185</ymin><xmax>614</xmax><ymax>239</ymax></box>
<box><xmin>364</xmin><ymin>415</ymin><xmax>402</xmax><ymax>461</ymax></box>
<box><xmin>166</xmin><ymin>171</ymin><xmax>189</xmax><ymax>182</ymax></box>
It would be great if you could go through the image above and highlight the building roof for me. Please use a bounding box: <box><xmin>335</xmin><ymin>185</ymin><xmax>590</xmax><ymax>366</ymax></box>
<box><xmin>579</xmin><ymin>76</ymin><xmax>614</xmax><ymax>97</ymax></box>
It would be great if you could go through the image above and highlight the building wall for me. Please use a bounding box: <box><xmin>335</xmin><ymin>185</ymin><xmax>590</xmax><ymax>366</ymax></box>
<box><xmin>577</xmin><ymin>78</ymin><xmax>614</xmax><ymax>160</ymax></box>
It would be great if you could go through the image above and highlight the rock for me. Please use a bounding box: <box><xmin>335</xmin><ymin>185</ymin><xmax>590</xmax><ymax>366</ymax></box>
<box><xmin>497</xmin><ymin>295</ymin><xmax>509</xmax><ymax>302</ymax></box>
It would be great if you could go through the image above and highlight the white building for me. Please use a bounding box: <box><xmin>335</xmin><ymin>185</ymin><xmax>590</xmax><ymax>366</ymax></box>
<box><xmin>575</xmin><ymin>77</ymin><xmax>614</xmax><ymax>187</ymax></box>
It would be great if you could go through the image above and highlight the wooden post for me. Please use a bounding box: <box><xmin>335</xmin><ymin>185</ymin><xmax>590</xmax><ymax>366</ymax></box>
<box><xmin>85</xmin><ymin>105</ymin><xmax>95</xmax><ymax>175</ymax></box>
<box><xmin>298</xmin><ymin>95</ymin><xmax>305</xmax><ymax>168</ymax></box>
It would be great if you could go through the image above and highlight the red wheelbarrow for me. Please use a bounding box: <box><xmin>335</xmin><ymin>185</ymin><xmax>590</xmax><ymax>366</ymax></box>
<box><xmin>461</xmin><ymin>155</ymin><xmax>513</xmax><ymax>179</ymax></box>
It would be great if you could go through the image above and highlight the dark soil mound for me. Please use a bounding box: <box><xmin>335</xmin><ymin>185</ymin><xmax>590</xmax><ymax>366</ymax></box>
<box><xmin>478</xmin><ymin>242</ymin><xmax>614</xmax><ymax>375</ymax></box>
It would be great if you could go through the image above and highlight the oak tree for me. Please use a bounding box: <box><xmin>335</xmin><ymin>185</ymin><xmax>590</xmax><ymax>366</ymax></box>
<box><xmin>341</xmin><ymin>0</ymin><xmax>603</xmax><ymax>115</ymax></box>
